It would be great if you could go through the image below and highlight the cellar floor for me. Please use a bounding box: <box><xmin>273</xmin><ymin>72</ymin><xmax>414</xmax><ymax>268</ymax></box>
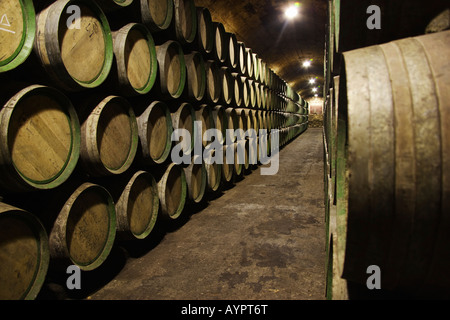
<box><xmin>37</xmin><ymin>128</ymin><xmax>326</xmax><ymax>300</ymax></box>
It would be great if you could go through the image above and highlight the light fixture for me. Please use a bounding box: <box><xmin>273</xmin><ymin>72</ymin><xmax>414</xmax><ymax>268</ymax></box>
<box><xmin>312</xmin><ymin>87</ymin><xmax>318</xmax><ymax>93</ymax></box>
<box><xmin>309</xmin><ymin>78</ymin><xmax>316</xmax><ymax>84</ymax></box>
<box><xmin>285</xmin><ymin>2</ymin><xmax>300</xmax><ymax>20</ymax></box>
<box><xmin>302</xmin><ymin>60</ymin><xmax>312</xmax><ymax>68</ymax></box>
<box><xmin>314</xmin><ymin>94</ymin><xmax>318</xmax><ymax>97</ymax></box>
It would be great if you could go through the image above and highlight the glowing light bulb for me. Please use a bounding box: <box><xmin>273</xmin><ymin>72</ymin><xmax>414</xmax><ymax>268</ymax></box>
<box><xmin>303</xmin><ymin>60</ymin><xmax>311</xmax><ymax>68</ymax></box>
<box><xmin>309</xmin><ymin>78</ymin><xmax>316</xmax><ymax>84</ymax></box>
<box><xmin>312</xmin><ymin>87</ymin><xmax>318</xmax><ymax>93</ymax></box>
<box><xmin>285</xmin><ymin>3</ymin><xmax>300</xmax><ymax>20</ymax></box>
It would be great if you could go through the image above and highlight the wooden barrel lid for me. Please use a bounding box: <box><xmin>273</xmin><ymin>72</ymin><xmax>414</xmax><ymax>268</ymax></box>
<box><xmin>174</xmin><ymin>0</ymin><xmax>197</xmax><ymax>45</ymax></box>
<box><xmin>196</xmin><ymin>7</ymin><xmax>214</xmax><ymax>55</ymax></box>
<box><xmin>184</xmin><ymin>51</ymin><xmax>206</xmax><ymax>101</ymax></box>
<box><xmin>158</xmin><ymin>163</ymin><xmax>187</xmax><ymax>220</ymax></box>
<box><xmin>156</xmin><ymin>40</ymin><xmax>186</xmax><ymax>99</ymax></box>
<box><xmin>140</xmin><ymin>0</ymin><xmax>173</xmax><ymax>32</ymax></box>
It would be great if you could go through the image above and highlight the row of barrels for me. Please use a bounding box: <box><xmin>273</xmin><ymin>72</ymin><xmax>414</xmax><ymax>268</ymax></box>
<box><xmin>324</xmin><ymin>29</ymin><xmax>450</xmax><ymax>299</ymax></box>
<box><xmin>0</xmin><ymin>0</ymin><xmax>309</xmax><ymax>300</ymax></box>
<box><xmin>1</xmin><ymin>0</ymin><xmax>303</xmax><ymax>105</ymax></box>
<box><xmin>0</xmin><ymin>82</ymin><xmax>308</xmax><ymax>299</ymax></box>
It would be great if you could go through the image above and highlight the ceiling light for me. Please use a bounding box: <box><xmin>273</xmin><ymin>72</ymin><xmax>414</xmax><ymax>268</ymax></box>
<box><xmin>285</xmin><ymin>3</ymin><xmax>300</xmax><ymax>20</ymax></box>
<box><xmin>309</xmin><ymin>78</ymin><xmax>316</xmax><ymax>84</ymax></box>
<box><xmin>302</xmin><ymin>60</ymin><xmax>311</xmax><ymax>68</ymax></box>
<box><xmin>312</xmin><ymin>87</ymin><xmax>318</xmax><ymax>93</ymax></box>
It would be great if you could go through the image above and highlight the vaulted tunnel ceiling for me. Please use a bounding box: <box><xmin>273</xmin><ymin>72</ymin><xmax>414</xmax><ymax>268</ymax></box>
<box><xmin>195</xmin><ymin>0</ymin><xmax>328</xmax><ymax>100</ymax></box>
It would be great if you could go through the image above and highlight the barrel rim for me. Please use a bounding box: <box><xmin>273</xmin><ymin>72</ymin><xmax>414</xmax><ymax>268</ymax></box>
<box><xmin>1</xmin><ymin>85</ymin><xmax>81</xmax><ymax>191</ymax></box>
<box><xmin>184</xmin><ymin>156</ymin><xmax>207</xmax><ymax>203</ymax></box>
<box><xmin>185</xmin><ymin>51</ymin><xmax>206</xmax><ymax>101</ymax></box>
<box><xmin>159</xmin><ymin>163</ymin><xmax>187</xmax><ymax>220</ymax></box>
<box><xmin>0</xmin><ymin>204</ymin><xmax>50</xmax><ymax>300</ymax></box>
<box><xmin>0</xmin><ymin>0</ymin><xmax>36</xmax><ymax>73</ymax></box>
<box><xmin>196</xmin><ymin>7</ymin><xmax>214</xmax><ymax>54</ymax></box>
<box><xmin>157</xmin><ymin>40</ymin><xmax>186</xmax><ymax>99</ymax></box>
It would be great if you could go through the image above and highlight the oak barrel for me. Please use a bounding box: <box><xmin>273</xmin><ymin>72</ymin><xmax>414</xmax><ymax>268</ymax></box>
<box><xmin>34</xmin><ymin>0</ymin><xmax>114</xmax><ymax>91</ymax></box>
<box><xmin>204</xmin><ymin>59</ymin><xmax>221</xmax><ymax>104</ymax></box>
<box><xmin>183</xmin><ymin>155</ymin><xmax>207</xmax><ymax>204</ymax></box>
<box><xmin>0</xmin><ymin>202</ymin><xmax>49</xmax><ymax>300</ymax></box>
<box><xmin>171</xmin><ymin>102</ymin><xmax>195</xmax><ymax>155</ymax></box>
<box><xmin>157</xmin><ymin>163</ymin><xmax>187</xmax><ymax>220</ymax></box>
<box><xmin>0</xmin><ymin>85</ymin><xmax>80</xmax><ymax>192</ymax></box>
<box><xmin>173</xmin><ymin>0</ymin><xmax>197</xmax><ymax>45</ymax></box>
<box><xmin>184</xmin><ymin>51</ymin><xmax>206</xmax><ymax>102</ymax></box>
<box><xmin>80</xmin><ymin>96</ymin><xmax>138</xmax><ymax>175</ymax></box>
<box><xmin>155</xmin><ymin>40</ymin><xmax>186</xmax><ymax>99</ymax></box>
<box><xmin>140</xmin><ymin>0</ymin><xmax>173</xmax><ymax>32</ymax></box>
<box><xmin>112</xmin><ymin>23</ymin><xmax>158</xmax><ymax>96</ymax></box>
<box><xmin>219</xmin><ymin>66</ymin><xmax>233</xmax><ymax>105</ymax></box>
<box><xmin>136</xmin><ymin>100</ymin><xmax>173</xmax><ymax>165</ymax></box>
<box><xmin>0</xmin><ymin>0</ymin><xmax>36</xmax><ymax>73</ymax></box>
<box><xmin>196</xmin><ymin>7</ymin><xmax>214</xmax><ymax>55</ymax></box>
<box><xmin>212</xmin><ymin>21</ymin><xmax>228</xmax><ymax>64</ymax></box>
<box><xmin>335</xmin><ymin>30</ymin><xmax>450</xmax><ymax>295</ymax></box>
<box><xmin>49</xmin><ymin>183</ymin><xmax>116</xmax><ymax>271</ymax></box>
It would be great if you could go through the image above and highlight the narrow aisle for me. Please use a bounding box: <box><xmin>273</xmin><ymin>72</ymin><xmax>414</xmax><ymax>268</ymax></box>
<box><xmin>89</xmin><ymin>128</ymin><xmax>326</xmax><ymax>300</ymax></box>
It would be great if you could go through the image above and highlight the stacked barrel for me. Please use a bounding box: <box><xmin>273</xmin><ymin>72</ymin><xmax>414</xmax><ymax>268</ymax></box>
<box><xmin>324</xmin><ymin>0</ymin><xmax>450</xmax><ymax>299</ymax></box>
<box><xmin>0</xmin><ymin>0</ymin><xmax>307</xmax><ymax>299</ymax></box>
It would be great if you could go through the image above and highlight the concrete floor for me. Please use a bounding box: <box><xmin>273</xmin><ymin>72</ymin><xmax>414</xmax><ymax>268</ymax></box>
<box><xmin>38</xmin><ymin>128</ymin><xmax>326</xmax><ymax>300</ymax></box>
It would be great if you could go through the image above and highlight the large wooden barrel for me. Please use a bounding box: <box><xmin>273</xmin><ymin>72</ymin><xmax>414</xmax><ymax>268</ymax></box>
<box><xmin>136</xmin><ymin>100</ymin><xmax>173</xmax><ymax>165</ymax></box>
<box><xmin>252</xmin><ymin>53</ymin><xmax>259</xmax><ymax>82</ymax></box>
<box><xmin>224</xmin><ymin>107</ymin><xmax>238</xmax><ymax>144</ymax></box>
<box><xmin>0</xmin><ymin>85</ymin><xmax>80</xmax><ymax>192</ymax></box>
<box><xmin>227</xmin><ymin>32</ymin><xmax>238</xmax><ymax>70</ymax></box>
<box><xmin>195</xmin><ymin>104</ymin><xmax>214</xmax><ymax>147</ymax></box>
<box><xmin>173</xmin><ymin>0</ymin><xmax>197</xmax><ymax>46</ymax></box>
<box><xmin>94</xmin><ymin>0</ymin><xmax>134</xmax><ymax>12</ymax></box>
<box><xmin>157</xmin><ymin>163</ymin><xmax>187</xmax><ymax>220</ymax></box>
<box><xmin>112</xmin><ymin>23</ymin><xmax>158</xmax><ymax>96</ymax></box>
<box><xmin>171</xmin><ymin>102</ymin><xmax>195</xmax><ymax>155</ymax></box>
<box><xmin>335</xmin><ymin>30</ymin><xmax>450</xmax><ymax>296</ymax></box>
<box><xmin>0</xmin><ymin>0</ymin><xmax>36</xmax><ymax>73</ymax></box>
<box><xmin>34</xmin><ymin>0</ymin><xmax>114</xmax><ymax>91</ymax></box>
<box><xmin>183</xmin><ymin>155</ymin><xmax>207</xmax><ymax>204</ymax></box>
<box><xmin>231</xmin><ymin>72</ymin><xmax>243</xmax><ymax>107</ymax></box>
<box><xmin>248</xmin><ymin>79</ymin><xmax>257</xmax><ymax>109</ymax></box>
<box><xmin>219</xmin><ymin>66</ymin><xmax>233</xmax><ymax>105</ymax></box>
<box><xmin>239</xmin><ymin>76</ymin><xmax>250</xmax><ymax>108</ymax></box>
<box><xmin>139</xmin><ymin>0</ymin><xmax>173</xmax><ymax>32</ymax></box>
<box><xmin>237</xmin><ymin>41</ymin><xmax>247</xmax><ymax>76</ymax></box>
<box><xmin>110</xmin><ymin>170</ymin><xmax>159</xmax><ymax>240</ymax></box>
<box><xmin>80</xmin><ymin>96</ymin><xmax>138</xmax><ymax>176</ymax></box>
<box><xmin>212</xmin><ymin>22</ymin><xmax>228</xmax><ymax>64</ymax></box>
<box><xmin>49</xmin><ymin>183</ymin><xmax>116</xmax><ymax>271</ymax></box>
<box><xmin>204</xmin><ymin>59</ymin><xmax>221</xmax><ymax>104</ymax></box>
<box><xmin>196</xmin><ymin>7</ymin><xmax>214</xmax><ymax>55</ymax></box>
<box><xmin>245</xmin><ymin>47</ymin><xmax>254</xmax><ymax>79</ymax></box>
<box><xmin>204</xmin><ymin>148</ymin><xmax>222</xmax><ymax>193</ymax></box>
<box><xmin>211</xmin><ymin>105</ymin><xmax>226</xmax><ymax>144</ymax></box>
<box><xmin>0</xmin><ymin>202</ymin><xmax>49</xmax><ymax>300</ymax></box>
<box><xmin>155</xmin><ymin>40</ymin><xmax>186</xmax><ymax>99</ymax></box>
<box><xmin>221</xmin><ymin>144</ymin><xmax>234</xmax><ymax>184</ymax></box>
<box><xmin>184</xmin><ymin>51</ymin><xmax>206</xmax><ymax>102</ymax></box>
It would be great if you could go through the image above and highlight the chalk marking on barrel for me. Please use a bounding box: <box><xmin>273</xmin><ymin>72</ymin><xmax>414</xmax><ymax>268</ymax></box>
<box><xmin>0</xmin><ymin>14</ymin><xmax>15</xmax><ymax>34</ymax></box>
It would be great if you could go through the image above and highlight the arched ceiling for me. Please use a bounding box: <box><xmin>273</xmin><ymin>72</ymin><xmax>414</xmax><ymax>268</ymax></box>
<box><xmin>194</xmin><ymin>0</ymin><xmax>328</xmax><ymax>100</ymax></box>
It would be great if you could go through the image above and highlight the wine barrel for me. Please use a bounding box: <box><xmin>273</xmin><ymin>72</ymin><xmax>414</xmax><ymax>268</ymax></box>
<box><xmin>111</xmin><ymin>170</ymin><xmax>159</xmax><ymax>240</ymax></box>
<box><xmin>184</xmin><ymin>51</ymin><xmax>206</xmax><ymax>102</ymax></box>
<box><xmin>204</xmin><ymin>148</ymin><xmax>222</xmax><ymax>193</ymax></box>
<box><xmin>112</xmin><ymin>23</ymin><xmax>158</xmax><ymax>96</ymax></box>
<box><xmin>173</xmin><ymin>0</ymin><xmax>197</xmax><ymax>46</ymax></box>
<box><xmin>194</xmin><ymin>104</ymin><xmax>214</xmax><ymax>147</ymax></box>
<box><xmin>140</xmin><ymin>0</ymin><xmax>173</xmax><ymax>32</ymax></box>
<box><xmin>252</xmin><ymin>53</ymin><xmax>259</xmax><ymax>82</ymax></box>
<box><xmin>237</xmin><ymin>41</ymin><xmax>247</xmax><ymax>76</ymax></box>
<box><xmin>155</xmin><ymin>40</ymin><xmax>186</xmax><ymax>99</ymax></box>
<box><xmin>258</xmin><ymin>58</ymin><xmax>266</xmax><ymax>85</ymax></box>
<box><xmin>231</xmin><ymin>72</ymin><xmax>243</xmax><ymax>107</ymax></box>
<box><xmin>157</xmin><ymin>163</ymin><xmax>187</xmax><ymax>220</ymax></box>
<box><xmin>183</xmin><ymin>155</ymin><xmax>207</xmax><ymax>204</ymax></box>
<box><xmin>171</xmin><ymin>102</ymin><xmax>195</xmax><ymax>155</ymax></box>
<box><xmin>245</xmin><ymin>47</ymin><xmax>254</xmax><ymax>79</ymax></box>
<box><xmin>34</xmin><ymin>0</ymin><xmax>114</xmax><ymax>91</ymax></box>
<box><xmin>232</xmin><ymin>142</ymin><xmax>244</xmax><ymax>178</ymax></box>
<box><xmin>196</xmin><ymin>7</ymin><xmax>214</xmax><ymax>55</ymax></box>
<box><xmin>80</xmin><ymin>96</ymin><xmax>138</xmax><ymax>176</ymax></box>
<box><xmin>49</xmin><ymin>183</ymin><xmax>116</xmax><ymax>271</ymax></box>
<box><xmin>204</xmin><ymin>59</ymin><xmax>221</xmax><ymax>104</ymax></box>
<box><xmin>239</xmin><ymin>76</ymin><xmax>250</xmax><ymax>108</ymax></box>
<box><xmin>212</xmin><ymin>22</ymin><xmax>228</xmax><ymax>64</ymax></box>
<box><xmin>211</xmin><ymin>105</ymin><xmax>227</xmax><ymax>144</ymax></box>
<box><xmin>0</xmin><ymin>0</ymin><xmax>36</xmax><ymax>73</ymax></box>
<box><xmin>136</xmin><ymin>100</ymin><xmax>173</xmax><ymax>165</ymax></box>
<box><xmin>219</xmin><ymin>66</ymin><xmax>233</xmax><ymax>105</ymax></box>
<box><xmin>0</xmin><ymin>85</ymin><xmax>80</xmax><ymax>192</ymax></box>
<box><xmin>335</xmin><ymin>30</ymin><xmax>450</xmax><ymax>295</ymax></box>
<box><xmin>221</xmin><ymin>144</ymin><xmax>234</xmax><ymax>184</ymax></box>
<box><xmin>224</xmin><ymin>107</ymin><xmax>239</xmax><ymax>144</ymax></box>
<box><xmin>248</xmin><ymin>79</ymin><xmax>257</xmax><ymax>109</ymax></box>
<box><xmin>0</xmin><ymin>202</ymin><xmax>49</xmax><ymax>300</ymax></box>
<box><xmin>227</xmin><ymin>32</ymin><xmax>238</xmax><ymax>70</ymax></box>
